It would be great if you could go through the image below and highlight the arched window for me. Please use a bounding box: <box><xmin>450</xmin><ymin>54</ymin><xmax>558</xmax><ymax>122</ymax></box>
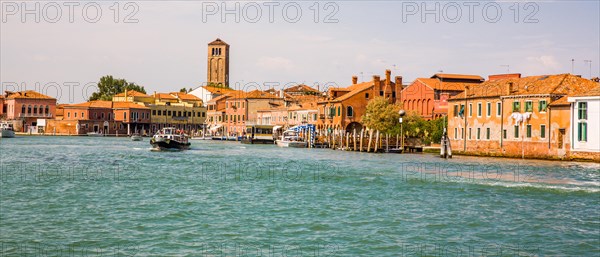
<box><xmin>347</xmin><ymin>106</ymin><xmax>354</xmax><ymax>117</ymax></box>
<box><xmin>21</xmin><ymin>105</ymin><xmax>26</xmax><ymax>114</ymax></box>
<box><xmin>27</xmin><ymin>105</ymin><xmax>32</xmax><ymax>114</ymax></box>
<box><xmin>33</xmin><ymin>105</ymin><xmax>37</xmax><ymax>114</ymax></box>
<box><xmin>45</xmin><ymin>105</ymin><xmax>49</xmax><ymax>114</ymax></box>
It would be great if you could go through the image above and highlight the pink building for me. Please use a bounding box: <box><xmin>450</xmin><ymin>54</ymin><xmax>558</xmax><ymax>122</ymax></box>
<box><xmin>3</xmin><ymin>90</ymin><xmax>56</xmax><ymax>132</ymax></box>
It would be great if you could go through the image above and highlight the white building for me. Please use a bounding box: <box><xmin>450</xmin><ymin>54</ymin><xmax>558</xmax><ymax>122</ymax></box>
<box><xmin>189</xmin><ymin>85</ymin><xmax>235</xmax><ymax>106</ymax></box>
<box><xmin>569</xmin><ymin>86</ymin><xmax>600</xmax><ymax>153</ymax></box>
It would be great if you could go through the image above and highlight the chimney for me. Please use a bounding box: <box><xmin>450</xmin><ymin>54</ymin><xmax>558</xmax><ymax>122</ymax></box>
<box><xmin>506</xmin><ymin>82</ymin><xmax>514</xmax><ymax>95</ymax></box>
<box><xmin>352</xmin><ymin>76</ymin><xmax>358</xmax><ymax>85</ymax></box>
<box><xmin>385</xmin><ymin>69</ymin><xmax>391</xmax><ymax>86</ymax></box>
<box><xmin>465</xmin><ymin>85</ymin><xmax>470</xmax><ymax>97</ymax></box>
<box><xmin>280</xmin><ymin>89</ymin><xmax>285</xmax><ymax>99</ymax></box>
<box><xmin>395</xmin><ymin>76</ymin><xmax>403</xmax><ymax>88</ymax></box>
<box><xmin>372</xmin><ymin>75</ymin><xmax>380</xmax><ymax>84</ymax></box>
<box><xmin>124</xmin><ymin>88</ymin><xmax>128</xmax><ymax>102</ymax></box>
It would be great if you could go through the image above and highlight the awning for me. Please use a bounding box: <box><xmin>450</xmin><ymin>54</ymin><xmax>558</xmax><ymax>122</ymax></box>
<box><xmin>210</xmin><ymin>125</ymin><xmax>223</xmax><ymax>131</ymax></box>
<box><xmin>273</xmin><ymin>125</ymin><xmax>283</xmax><ymax>131</ymax></box>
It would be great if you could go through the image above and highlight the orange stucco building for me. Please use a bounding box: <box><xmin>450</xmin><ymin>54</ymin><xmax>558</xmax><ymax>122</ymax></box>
<box><xmin>447</xmin><ymin>73</ymin><xmax>599</xmax><ymax>161</ymax></box>
<box><xmin>2</xmin><ymin>90</ymin><xmax>57</xmax><ymax>132</ymax></box>
<box><xmin>317</xmin><ymin>69</ymin><xmax>402</xmax><ymax>132</ymax></box>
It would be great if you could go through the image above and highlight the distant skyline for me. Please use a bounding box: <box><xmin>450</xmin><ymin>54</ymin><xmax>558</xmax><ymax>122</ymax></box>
<box><xmin>1</xmin><ymin>1</ymin><xmax>599</xmax><ymax>103</ymax></box>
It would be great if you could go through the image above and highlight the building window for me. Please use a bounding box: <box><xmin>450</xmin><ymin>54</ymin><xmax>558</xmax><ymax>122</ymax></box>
<box><xmin>514</xmin><ymin>125</ymin><xmax>519</xmax><ymax>138</ymax></box>
<box><xmin>365</xmin><ymin>93</ymin><xmax>369</xmax><ymax>99</ymax></box>
<box><xmin>538</xmin><ymin>100</ymin><xmax>547</xmax><ymax>112</ymax></box>
<box><xmin>578</xmin><ymin>102</ymin><xmax>587</xmax><ymax>120</ymax></box>
<box><xmin>496</xmin><ymin>102</ymin><xmax>502</xmax><ymax>116</ymax></box>
<box><xmin>123</xmin><ymin>112</ymin><xmax>126</xmax><ymax>119</ymax></box>
<box><xmin>454</xmin><ymin>128</ymin><xmax>457</xmax><ymax>139</ymax></box>
<box><xmin>380</xmin><ymin>90</ymin><xmax>384</xmax><ymax>96</ymax></box>
<box><xmin>477</xmin><ymin>128</ymin><xmax>481</xmax><ymax>140</ymax></box>
<box><xmin>460</xmin><ymin>104</ymin><xmax>465</xmax><ymax>117</ymax></box>
<box><xmin>94</xmin><ymin>113</ymin><xmax>97</xmax><ymax>119</ymax></box>
<box><xmin>469</xmin><ymin>128</ymin><xmax>472</xmax><ymax>139</ymax></box>
<box><xmin>21</xmin><ymin>105</ymin><xmax>26</xmax><ymax>114</ymax></box>
<box><xmin>578</xmin><ymin>122</ymin><xmax>587</xmax><ymax>142</ymax></box>
<box><xmin>461</xmin><ymin>128</ymin><xmax>464</xmax><ymax>139</ymax></box>
<box><xmin>486</xmin><ymin>128</ymin><xmax>490</xmax><ymax>140</ymax></box>
<box><xmin>347</xmin><ymin>106</ymin><xmax>354</xmax><ymax>117</ymax></box>
<box><xmin>202</xmin><ymin>112</ymin><xmax>206</xmax><ymax>118</ymax></box>
<box><xmin>503</xmin><ymin>129</ymin><xmax>507</xmax><ymax>139</ymax></box>
<box><xmin>526</xmin><ymin>125</ymin><xmax>532</xmax><ymax>138</ymax></box>
<box><xmin>469</xmin><ymin>103</ymin><xmax>473</xmax><ymax>117</ymax></box>
<box><xmin>540</xmin><ymin>125</ymin><xmax>546</xmax><ymax>138</ymax></box>
<box><xmin>28</xmin><ymin>105</ymin><xmax>32</xmax><ymax>114</ymax></box>
<box><xmin>453</xmin><ymin>105</ymin><xmax>458</xmax><ymax>117</ymax></box>
<box><xmin>525</xmin><ymin>101</ymin><xmax>533</xmax><ymax>112</ymax></box>
<box><xmin>477</xmin><ymin>102</ymin><xmax>482</xmax><ymax>117</ymax></box>
<box><xmin>81</xmin><ymin>112</ymin><xmax>84</xmax><ymax>118</ymax></box>
<box><xmin>337</xmin><ymin>106</ymin><xmax>341</xmax><ymax>116</ymax></box>
<box><xmin>74</xmin><ymin>112</ymin><xmax>77</xmax><ymax>118</ymax></box>
<box><xmin>152</xmin><ymin>110</ymin><xmax>156</xmax><ymax>115</ymax></box>
<box><xmin>67</xmin><ymin>112</ymin><xmax>70</xmax><ymax>118</ymax></box>
<box><xmin>486</xmin><ymin>102</ymin><xmax>491</xmax><ymax>117</ymax></box>
<box><xmin>33</xmin><ymin>105</ymin><xmax>38</xmax><ymax>114</ymax></box>
<box><xmin>513</xmin><ymin>101</ymin><xmax>520</xmax><ymax>112</ymax></box>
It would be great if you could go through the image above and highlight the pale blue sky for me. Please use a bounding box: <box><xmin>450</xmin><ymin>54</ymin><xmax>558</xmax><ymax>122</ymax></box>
<box><xmin>1</xmin><ymin>1</ymin><xmax>599</xmax><ymax>103</ymax></box>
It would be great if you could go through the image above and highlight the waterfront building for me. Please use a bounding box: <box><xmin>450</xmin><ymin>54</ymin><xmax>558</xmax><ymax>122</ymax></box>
<box><xmin>447</xmin><ymin>73</ymin><xmax>599</xmax><ymax>161</ymax></box>
<box><xmin>317</xmin><ymin>70</ymin><xmax>402</xmax><ymax>132</ymax></box>
<box><xmin>49</xmin><ymin>100</ymin><xmax>150</xmax><ymax>135</ymax></box>
<box><xmin>2</xmin><ymin>90</ymin><xmax>56</xmax><ymax>132</ymax></box>
<box><xmin>224</xmin><ymin>90</ymin><xmax>284</xmax><ymax>135</ymax></box>
<box><xmin>400</xmin><ymin>73</ymin><xmax>485</xmax><ymax>120</ymax></box>
<box><xmin>207</xmin><ymin>38</ymin><xmax>230</xmax><ymax>87</ymax></box>
<box><xmin>568</xmin><ymin>86</ymin><xmax>600</xmax><ymax>159</ymax></box>
<box><xmin>206</xmin><ymin>91</ymin><xmax>237</xmax><ymax>135</ymax></box>
<box><xmin>0</xmin><ymin>95</ymin><xmax>4</xmax><ymax>118</ymax></box>
<box><xmin>112</xmin><ymin>90</ymin><xmax>207</xmax><ymax>134</ymax></box>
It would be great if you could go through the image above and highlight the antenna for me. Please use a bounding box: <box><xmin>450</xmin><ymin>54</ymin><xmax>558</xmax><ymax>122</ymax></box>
<box><xmin>583</xmin><ymin>60</ymin><xmax>592</xmax><ymax>79</ymax></box>
<box><xmin>571</xmin><ymin>59</ymin><xmax>575</xmax><ymax>74</ymax></box>
<box><xmin>500</xmin><ymin>65</ymin><xmax>510</xmax><ymax>73</ymax></box>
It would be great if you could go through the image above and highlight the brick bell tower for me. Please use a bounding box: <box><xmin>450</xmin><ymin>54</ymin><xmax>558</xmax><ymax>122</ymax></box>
<box><xmin>207</xmin><ymin>38</ymin><xmax>230</xmax><ymax>87</ymax></box>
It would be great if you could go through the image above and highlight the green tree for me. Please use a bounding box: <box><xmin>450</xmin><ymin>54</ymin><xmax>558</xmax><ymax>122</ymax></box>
<box><xmin>88</xmin><ymin>75</ymin><xmax>146</xmax><ymax>101</ymax></box>
<box><xmin>361</xmin><ymin>96</ymin><xmax>401</xmax><ymax>134</ymax></box>
<box><xmin>179</xmin><ymin>88</ymin><xmax>188</xmax><ymax>93</ymax></box>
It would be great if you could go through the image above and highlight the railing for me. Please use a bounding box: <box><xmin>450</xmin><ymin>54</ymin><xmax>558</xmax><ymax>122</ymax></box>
<box><xmin>18</xmin><ymin>113</ymin><xmax>53</xmax><ymax>118</ymax></box>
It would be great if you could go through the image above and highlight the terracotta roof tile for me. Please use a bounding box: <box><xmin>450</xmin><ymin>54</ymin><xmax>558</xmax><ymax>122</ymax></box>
<box><xmin>208</xmin><ymin>38</ymin><xmax>229</xmax><ymax>46</ymax></box>
<box><xmin>432</xmin><ymin>73</ymin><xmax>485</xmax><ymax>81</ymax></box>
<box><xmin>5</xmin><ymin>90</ymin><xmax>56</xmax><ymax>100</ymax></box>
<box><xmin>414</xmin><ymin>78</ymin><xmax>470</xmax><ymax>91</ymax></box>
<box><xmin>202</xmin><ymin>86</ymin><xmax>235</xmax><ymax>94</ymax></box>
<box><xmin>451</xmin><ymin>74</ymin><xmax>599</xmax><ymax>100</ymax></box>
<box><xmin>114</xmin><ymin>90</ymin><xmax>150</xmax><ymax>97</ymax></box>
<box><xmin>113</xmin><ymin>102</ymin><xmax>149</xmax><ymax>109</ymax></box>
<box><xmin>569</xmin><ymin>84</ymin><xmax>600</xmax><ymax>97</ymax></box>
<box><xmin>65</xmin><ymin>100</ymin><xmax>113</xmax><ymax>109</ymax></box>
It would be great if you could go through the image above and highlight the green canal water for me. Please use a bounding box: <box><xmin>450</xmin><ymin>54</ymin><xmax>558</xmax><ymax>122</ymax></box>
<box><xmin>0</xmin><ymin>136</ymin><xmax>598</xmax><ymax>256</ymax></box>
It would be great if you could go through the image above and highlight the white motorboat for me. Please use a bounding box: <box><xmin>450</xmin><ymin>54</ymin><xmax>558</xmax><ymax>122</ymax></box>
<box><xmin>87</xmin><ymin>131</ymin><xmax>104</xmax><ymax>137</ymax></box>
<box><xmin>276</xmin><ymin>130</ymin><xmax>307</xmax><ymax>148</ymax></box>
<box><xmin>131</xmin><ymin>133</ymin><xmax>143</xmax><ymax>141</ymax></box>
<box><xmin>0</xmin><ymin>122</ymin><xmax>15</xmax><ymax>138</ymax></box>
<box><xmin>150</xmin><ymin>127</ymin><xmax>190</xmax><ymax>151</ymax></box>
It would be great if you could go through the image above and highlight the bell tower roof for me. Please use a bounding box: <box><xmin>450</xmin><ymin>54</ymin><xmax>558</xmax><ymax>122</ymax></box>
<box><xmin>208</xmin><ymin>38</ymin><xmax>229</xmax><ymax>46</ymax></box>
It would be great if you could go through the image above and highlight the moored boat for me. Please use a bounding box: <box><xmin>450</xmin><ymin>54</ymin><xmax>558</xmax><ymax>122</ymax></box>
<box><xmin>275</xmin><ymin>130</ymin><xmax>307</xmax><ymax>148</ymax></box>
<box><xmin>87</xmin><ymin>131</ymin><xmax>104</xmax><ymax>137</ymax></box>
<box><xmin>150</xmin><ymin>127</ymin><xmax>190</xmax><ymax>151</ymax></box>
<box><xmin>0</xmin><ymin>122</ymin><xmax>16</xmax><ymax>138</ymax></box>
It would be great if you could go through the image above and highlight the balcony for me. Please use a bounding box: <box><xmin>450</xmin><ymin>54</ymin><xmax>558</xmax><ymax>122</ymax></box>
<box><xmin>18</xmin><ymin>113</ymin><xmax>53</xmax><ymax>118</ymax></box>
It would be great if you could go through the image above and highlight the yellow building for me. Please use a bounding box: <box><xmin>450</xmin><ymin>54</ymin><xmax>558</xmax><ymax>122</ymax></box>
<box><xmin>113</xmin><ymin>90</ymin><xmax>207</xmax><ymax>134</ymax></box>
